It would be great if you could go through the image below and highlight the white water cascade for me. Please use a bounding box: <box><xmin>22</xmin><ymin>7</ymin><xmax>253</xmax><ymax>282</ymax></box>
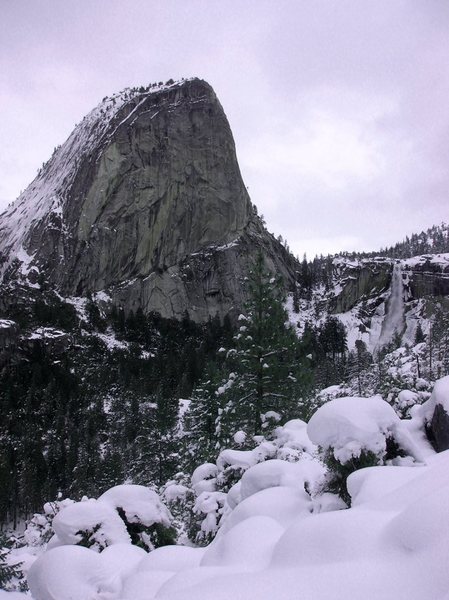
<box><xmin>377</xmin><ymin>262</ymin><xmax>405</xmax><ymax>349</ymax></box>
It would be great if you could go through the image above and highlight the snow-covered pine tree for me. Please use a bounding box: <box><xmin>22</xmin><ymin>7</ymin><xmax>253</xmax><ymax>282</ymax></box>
<box><xmin>216</xmin><ymin>252</ymin><xmax>311</xmax><ymax>441</ymax></box>
<box><xmin>183</xmin><ymin>362</ymin><xmax>224</xmax><ymax>469</ymax></box>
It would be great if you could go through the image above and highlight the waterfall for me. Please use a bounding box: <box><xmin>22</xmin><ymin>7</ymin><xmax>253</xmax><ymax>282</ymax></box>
<box><xmin>377</xmin><ymin>263</ymin><xmax>405</xmax><ymax>349</ymax></box>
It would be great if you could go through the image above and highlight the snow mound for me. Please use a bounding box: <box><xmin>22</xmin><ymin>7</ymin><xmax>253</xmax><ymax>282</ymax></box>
<box><xmin>347</xmin><ymin>465</ymin><xmax>424</xmax><ymax>506</ymax></box>
<box><xmin>136</xmin><ymin>545</ymin><xmax>204</xmax><ymax>573</ymax></box>
<box><xmin>27</xmin><ymin>545</ymin><xmax>119</xmax><ymax>600</ymax></box>
<box><xmin>218</xmin><ymin>486</ymin><xmax>312</xmax><ymax>535</ymax></box>
<box><xmin>200</xmin><ymin>515</ymin><xmax>284</xmax><ymax>569</ymax></box>
<box><xmin>120</xmin><ymin>569</ymin><xmax>174</xmax><ymax>600</ymax></box>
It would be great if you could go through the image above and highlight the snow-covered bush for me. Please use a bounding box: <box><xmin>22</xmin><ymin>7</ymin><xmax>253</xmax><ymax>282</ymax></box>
<box><xmin>23</xmin><ymin>498</ymin><xmax>75</xmax><ymax>548</ymax></box>
<box><xmin>31</xmin><ymin>485</ymin><xmax>175</xmax><ymax>554</ymax></box>
<box><xmin>160</xmin><ymin>473</ymin><xmax>196</xmax><ymax>544</ymax></box>
<box><xmin>307</xmin><ymin>395</ymin><xmax>412</xmax><ymax>503</ymax></box>
<box><xmin>216</xmin><ymin>441</ymin><xmax>277</xmax><ymax>492</ymax></box>
<box><xmin>52</xmin><ymin>498</ymin><xmax>131</xmax><ymax>551</ymax></box>
<box><xmin>0</xmin><ymin>534</ymin><xmax>26</xmax><ymax>592</ymax></box>
<box><xmin>98</xmin><ymin>484</ymin><xmax>176</xmax><ymax>551</ymax></box>
<box><xmin>193</xmin><ymin>491</ymin><xmax>227</xmax><ymax>545</ymax></box>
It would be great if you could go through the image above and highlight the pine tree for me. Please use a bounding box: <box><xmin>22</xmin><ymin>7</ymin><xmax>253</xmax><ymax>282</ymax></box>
<box><xmin>0</xmin><ymin>533</ymin><xmax>24</xmax><ymax>591</ymax></box>
<box><xmin>414</xmin><ymin>322</ymin><xmax>425</xmax><ymax>344</ymax></box>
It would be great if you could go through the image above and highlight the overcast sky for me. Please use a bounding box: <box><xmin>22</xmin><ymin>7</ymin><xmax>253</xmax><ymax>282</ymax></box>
<box><xmin>1</xmin><ymin>0</ymin><xmax>448</xmax><ymax>257</ymax></box>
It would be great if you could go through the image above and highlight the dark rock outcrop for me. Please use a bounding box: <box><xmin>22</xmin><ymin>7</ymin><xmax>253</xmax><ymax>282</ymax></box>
<box><xmin>428</xmin><ymin>403</ymin><xmax>449</xmax><ymax>452</ymax></box>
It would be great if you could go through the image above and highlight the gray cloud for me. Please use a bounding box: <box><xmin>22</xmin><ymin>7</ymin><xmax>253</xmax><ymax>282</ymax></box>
<box><xmin>1</xmin><ymin>0</ymin><xmax>448</xmax><ymax>257</ymax></box>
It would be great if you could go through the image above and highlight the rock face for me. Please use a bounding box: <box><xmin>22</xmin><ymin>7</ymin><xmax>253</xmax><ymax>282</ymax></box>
<box><xmin>404</xmin><ymin>260</ymin><xmax>449</xmax><ymax>299</ymax></box>
<box><xmin>0</xmin><ymin>79</ymin><xmax>296</xmax><ymax>321</ymax></box>
<box><xmin>330</xmin><ymin>259</ymin><xmax>392</xmax><ymax>314</ymax></box>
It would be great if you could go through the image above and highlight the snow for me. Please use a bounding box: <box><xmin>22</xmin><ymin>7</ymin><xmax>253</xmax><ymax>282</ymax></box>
<box><xmin>190</xmin><ymin>463</ymin><xmax>217</xmax><ymax>494</ymax></box>
<box><xmin>100</xmin><ymin>543</ymin><xmax>147</xmax><ymax>581</ymax></box>
<box><xmin>420</xmin><ymin>374</ymin><xmax>449</xmax><ymax>422</ymax></box>
<box><xmin>233</xmin><ymin>430</ymin><xmax>247</xmax><ymax>444</ymax></box>
<box><xmin>239</xmin><ymin>459</ymin><xmax>325</xmax><ymax>502</ymax></box>
<box><xmin>27</xmin><ymin>545</ymin><xmax>119</xmax><ymax>600</ymax></box>
<box><xmin>200</xmin><ymin>515</ymin><xmax>284</xmax><ymax>570</ymax></box>
<box><xmin>0</xmin><ymin>319</ymin><xmax>16</xmax><ymax>329</ymax></box>
<box><xmin>162</xmin><ymin>484</ymin><xmax>190</xmax><ymax>503</ymax></box>
<box><xmin>274</xmin><ymin>418</ymin><xmax>317</xmax><ymax>455</ymax></box>
<box><xmin>218</xmin><ymin>486</ymin><xmax>312</xmax><ymax>535</ymax></box>
<box><xmin>18</xmin><ymin>377</ymin><xmax>449</xmax><ymax>600</ymax></box>
<box><xmin>120</xmin><ymin>570</ymin><xmax>174</xmax><ymax>600</ymax></box>
<box><xmin>402</xmin><ymin>252</ymin><xmax>449</xmax><ymax>268</ymax></box>
<box><xmin>65</xmin><ymin>296</ymin><xmax>88</xmax><ymax>321</ymax></box>
<box><xmin>93</xmin><ymin>291</ymin><xmax>112</xmax><ymax>304</ymax></box>
<box><xmin>191</xmin><ymin>463</ymin><xmax>217</xmax><ymax>486</ymax></box>
<box><xmin>396</xmin><ymin>389</ymin><xmax>419</xmax><ymax>411</ymax></box>
<box><xmin>216</xmin><ymin>442</ymin><xmax>277</xmax><ymax>471</ymax></box>
<box><xmin>136</xmin><ymin>545</ymin><xmax>204</xmax><ymax>572</ymax></box>
<box><xmin>98</xmin><ymin>484</ymin><xmax>172</xmax><ymax>528</ymax></box>
<box><xmin>307</xmin><ymin>395</ymin><xmax>401</xmax><ymax>463</ymax></box>
<box><xmin>28</xmin><ymin>327</ymin><xmax>66</xmax><ymax>340</ymax></box>
<box><xmin>96</xmin><ymin>330</ymin><xmax>129</xmax><ymax>351</ymax></box>
<box><xmin>52</xmin><ymin>498</ymin><xmax>131</xmax><ymax>550</ymax></box>
<box><xmin>347</xmin><ymin>465</ymin><xmax>424</xmax><ymax>507</ymax></box>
